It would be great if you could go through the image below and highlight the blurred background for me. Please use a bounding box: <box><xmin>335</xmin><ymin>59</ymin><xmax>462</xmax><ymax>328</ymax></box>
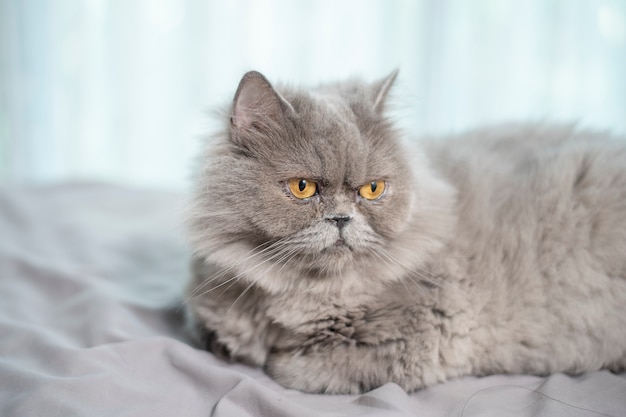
<box><xmin>1</xmin><ymin>0</ymin><xmax>625</xmax><ymax>189</ymax></box>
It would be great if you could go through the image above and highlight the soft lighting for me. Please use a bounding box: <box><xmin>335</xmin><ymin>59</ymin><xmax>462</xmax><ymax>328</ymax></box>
<box><xmin>144</xmin><ymin>0</ymin><xmax>186</xmax><ymax>33</ymax></box>
<box><xmin>597</xmin><ymin>4</ymin><xmax>626</xmax><ymax>44</ymax></box>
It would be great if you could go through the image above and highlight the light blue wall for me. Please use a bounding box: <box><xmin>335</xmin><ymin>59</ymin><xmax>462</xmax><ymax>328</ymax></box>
<box><xmin>1</xmin><ymin>0</ymin><xmax>625</xmax><ymax>188</ymax></box>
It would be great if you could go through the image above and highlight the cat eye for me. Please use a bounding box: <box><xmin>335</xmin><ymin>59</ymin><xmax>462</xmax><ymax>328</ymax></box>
<box><xmin>287</xmin><ymin>178</ymin><xmax>318</xmax><ymax>199</ymax></box>
<box><xmin>358</xmin><ymin>180</ymin><xmax>386</xmax><ymax>200</ymax></box>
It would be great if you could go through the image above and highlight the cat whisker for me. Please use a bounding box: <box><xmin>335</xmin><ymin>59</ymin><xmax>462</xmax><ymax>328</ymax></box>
<box><xmin>368</xmin><ymin>247</ymin><xmax>419</xmax><ymax>292</ymax></box>
<box><xmin>226</xmin><ymin>279</ymin><xmax>257</xmax><ymax>314</ymax></box>
<box><xmin>183</xmin><ymin>273</ymin><xmax>243</xmax><ymax>307</ymax></box>
<box><xmin>365</xmin><ymin>248</ymin><xmax>416</xmax><ymax>296</ymax></box>
<box><xmin>211</xmin><ymin>239</ymin><xmax>303</xmax><ymax>301</ymax></box>
<box><xmin>372</xmin><ymin>246</ymin><xmax>434</xmax><ymax>292</ymax></box>
<box><xmin>185</xmin><ymin>238</ymin><xmax>297</xmax><ymax>304</ymax></box>
<box><xmin>274</xmin><ymin>247</ymin><xmax>303</xmax><ymax>274</ymax></box>
<box><xmin>187</xmin><ymin>240</ymin><xmax>276</xmax><ymax>298</ymax></box>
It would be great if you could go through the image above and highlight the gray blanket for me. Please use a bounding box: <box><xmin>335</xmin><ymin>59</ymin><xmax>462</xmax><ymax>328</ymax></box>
<box><xmin>1</xmin><ymin>185</ymin><xmax>624</xmax><ymax>416</ymax></box>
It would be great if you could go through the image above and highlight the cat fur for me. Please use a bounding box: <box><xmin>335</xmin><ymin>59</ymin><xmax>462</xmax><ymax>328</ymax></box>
<box><xmin>185</xmin><ymin>70</ymin><xmax>626</xmax><ymax>394</ymax></box>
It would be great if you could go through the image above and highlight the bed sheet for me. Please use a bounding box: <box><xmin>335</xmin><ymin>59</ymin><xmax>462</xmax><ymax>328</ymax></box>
<box><xmin>1</xmin><ymin>184</ymin><xmax>624</xmax><ymax>417</ymax></box>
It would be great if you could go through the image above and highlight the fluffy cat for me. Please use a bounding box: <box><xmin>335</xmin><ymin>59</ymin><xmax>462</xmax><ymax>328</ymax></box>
<box><xmin>185</xmin><ymin>70</ymin><xmax>626</xmax><ymax>394</ymax></box>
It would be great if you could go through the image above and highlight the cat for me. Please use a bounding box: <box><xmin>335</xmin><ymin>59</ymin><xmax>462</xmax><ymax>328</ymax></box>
<box><xmin>185</xmin><ymin>70</ymin><xmax>626</xmax><ymax>394</ymax></box>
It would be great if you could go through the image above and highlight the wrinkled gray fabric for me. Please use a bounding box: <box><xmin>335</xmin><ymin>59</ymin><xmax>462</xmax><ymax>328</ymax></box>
<box><xmin>1</xmin><ymin>185</ymin><xmax>624</xmax><ymax>417</ymax></box>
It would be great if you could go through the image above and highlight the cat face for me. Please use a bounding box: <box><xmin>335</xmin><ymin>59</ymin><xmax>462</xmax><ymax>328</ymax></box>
<box><xmin>189</xmin><ymin>71</ymin><xmax>454</xmax><ymax>295</ymax></box>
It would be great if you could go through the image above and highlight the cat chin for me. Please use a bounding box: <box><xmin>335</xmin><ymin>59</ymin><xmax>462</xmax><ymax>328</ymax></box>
<box><xmin>249</xmin><ymin>255</ymin><xmax>422</xmax><ymax>298</ymax></box>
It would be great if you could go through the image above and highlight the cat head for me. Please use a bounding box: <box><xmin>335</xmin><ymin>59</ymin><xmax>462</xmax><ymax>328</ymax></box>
<box><xmin>188</xmin><ymin>71</ymin><xmax>455</xmax><ymax>296</ymax></box>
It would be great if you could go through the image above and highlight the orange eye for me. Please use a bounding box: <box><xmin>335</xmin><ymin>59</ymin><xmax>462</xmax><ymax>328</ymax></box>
<box><xmin>288</xmin><ymin>178</ymin><xmax>317</xmax><ymax>199</ymax></box>
<box><xmin>358</xmin><ymin>180</ymin><xmax>386</xmax><ymax>200</ymax></box>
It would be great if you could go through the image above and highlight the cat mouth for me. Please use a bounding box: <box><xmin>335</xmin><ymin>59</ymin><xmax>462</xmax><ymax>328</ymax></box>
<box><xmin>313</xmin><ymin>239</ymin><xmax>353</xmax><ymax>262</ymax></box>
<box><xmin>325</xmin><ymin>238</ymin><xmax>352</xmax><ymax>252</ymax></box>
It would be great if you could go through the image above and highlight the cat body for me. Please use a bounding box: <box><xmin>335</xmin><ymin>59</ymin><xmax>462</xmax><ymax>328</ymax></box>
<box><xmin>186</xmin><ymin>71</ymin><xmax>626</xmax><ymax>394</ymax></box>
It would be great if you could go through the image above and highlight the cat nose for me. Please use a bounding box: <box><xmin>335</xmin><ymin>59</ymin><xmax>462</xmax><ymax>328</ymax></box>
<box><xmin>327</xmin><ymin>215</ymin><xmax>351</xmax><ymax>230</ymax></box>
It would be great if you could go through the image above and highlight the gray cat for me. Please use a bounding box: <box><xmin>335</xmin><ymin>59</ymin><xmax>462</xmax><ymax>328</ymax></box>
<box><xmin>185</xmin><ymin>70</ymin><xmax>626</xmax><ymax>394</ymax></box>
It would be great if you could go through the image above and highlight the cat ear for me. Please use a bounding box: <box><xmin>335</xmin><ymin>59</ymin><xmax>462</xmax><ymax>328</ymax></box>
<box><xmin>372</xmin><ymin>69</ymin><xmax>399</xmax><ymax>114</ymax></box>
<box><xmin>230</xmin><ymin>71</ymin><xmax>294</xmax><ymax>136</ymax></box>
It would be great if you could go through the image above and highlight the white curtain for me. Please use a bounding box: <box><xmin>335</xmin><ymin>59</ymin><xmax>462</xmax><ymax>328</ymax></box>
<box><xmin>1</xmin><ymin>0</ymin><xmax>625</xmax><ymax>188</ymax></box>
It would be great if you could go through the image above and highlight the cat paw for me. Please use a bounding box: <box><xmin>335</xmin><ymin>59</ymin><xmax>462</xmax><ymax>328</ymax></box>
<box><xmin>197</xmin><ymin>326</ymin><xmax>233</xmax><ymax>361</ymax></box>
<box><xmin>265</xmin><ymin>349</ymin><xmax>370</xmax><ymax>394</ymax></box>
<box><xmin>299</xmin><ymin>308</ymin><xmax>366</xmax><ymax>348</ymax></box>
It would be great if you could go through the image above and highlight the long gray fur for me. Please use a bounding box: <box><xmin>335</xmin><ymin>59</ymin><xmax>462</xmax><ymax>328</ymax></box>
<box><xmin>185</xmin><ymin>70</ymin><xmax>626</xmax><ymax>394</ymax></box>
